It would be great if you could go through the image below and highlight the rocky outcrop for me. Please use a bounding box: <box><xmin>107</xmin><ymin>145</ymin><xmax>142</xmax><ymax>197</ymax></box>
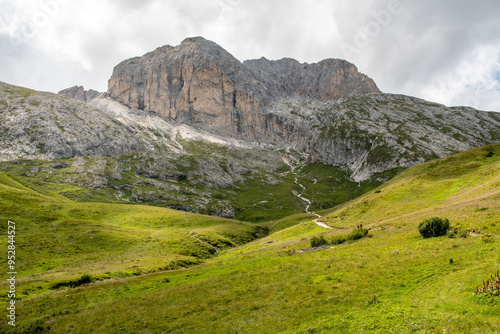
<box><xmin>0</xmin><ymin>81</ymin><xmax>147</xmax><ymax>162</ymax></box>
<box><xmin>266</xmin><ymin>94</ymin><xmax>500</xmax><ymax>181</ymax></box>
<box><xmin>107</xmin><ymin>37</ymin><xmax>380</xmax><ymax>141</ymax></box>
<box><xmin>58</xmin><ymin>85</ymin><xmax>101</xmax><ymax>103</ymax></box>
<box><xmin>243</xmin><ymin>57</ymin><xmax>380</xmax><ymax>100</ymax></box>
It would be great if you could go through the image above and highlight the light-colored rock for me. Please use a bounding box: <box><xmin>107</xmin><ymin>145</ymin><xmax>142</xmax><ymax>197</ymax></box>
<box><xmin>0</xmin><ymin>81</ymin><xmax>147</xmax><ymax>162</ymax></box>
<box><xmin>107</xmin><ymin>37</ymin><xmax>380</xmax><ymax>142</ymax></box>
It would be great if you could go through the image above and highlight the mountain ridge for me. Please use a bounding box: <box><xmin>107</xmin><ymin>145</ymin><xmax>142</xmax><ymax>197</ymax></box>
<box><xmin>0</xmin><ymin>81</ymin><xmax>147</xmax><ymax>162</ymax></box>
<box><xmin>2</xmin><ymin>36</ymin><xmax>500</xmax><ymax>218</ymax></box>
<box><xmin>57</xmin><ymin>37</ymin><xmax>500</xmax><ymax>181</ymax></box>
<box><xmin>101</xmin><ymin>37</ymin><xmax>500</xmax><ymax>180</ymax></box>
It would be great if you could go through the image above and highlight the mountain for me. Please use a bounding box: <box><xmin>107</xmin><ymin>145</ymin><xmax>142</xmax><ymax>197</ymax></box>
<box><xmin>2</xmin><ymin>36</ymin><xmax>500</xmax><ymax>220</ymax></box>
<box><xmin>102</xmin><ymin>37</ymin><xmax>500</xmax><ymax>180</ymax></box>
<box><xmin>107</xmin><ymin>37</ymin><xmax>380</xmax><ymax>141</ymax></box>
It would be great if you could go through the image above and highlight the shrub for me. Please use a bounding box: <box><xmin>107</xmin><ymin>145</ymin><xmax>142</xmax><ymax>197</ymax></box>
<box><xmin>50</xmin><ymin>273</ymin><xmax>93</xmax><ymax>289</ymax></box>
<box><xmin>330</xmin><ymin>235</ymin><xmax>346</xmax><ymax>245</ymax></box>
<box><xmin>310</xmin><ymin>235</ymin><xmax>328</xmax><ymax>248</ymax></box>
<box><xmin>345</xmin><ymin>228</ymin><xmax>369</xmax><ymax>241</ymax></box>
<box><xmin>418</xmin><ymin>217</ymin><xmax>449</xmax><ymax>238</ymax></box>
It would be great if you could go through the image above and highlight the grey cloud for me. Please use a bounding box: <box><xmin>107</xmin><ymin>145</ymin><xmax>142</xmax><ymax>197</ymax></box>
<box><xmin>359</xmin><ymin>0</ymin><xmax>500</xmax><ymax>93</ymax></box>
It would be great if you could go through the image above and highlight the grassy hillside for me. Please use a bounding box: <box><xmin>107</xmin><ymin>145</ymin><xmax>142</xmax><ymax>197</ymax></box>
<box><xmin>321</xmin><ymin>143</ymin><xmax>500</xmax><ymax>232</ymax></box>
<box><xmin>0</xmin><ymin>172</ymin><xmax>264</xmax><ymax>296</ymax></box>
<box><xmin>2</xmin><ymin>144</ymin><xmax>500</xmax><ymax>333</ymax></box>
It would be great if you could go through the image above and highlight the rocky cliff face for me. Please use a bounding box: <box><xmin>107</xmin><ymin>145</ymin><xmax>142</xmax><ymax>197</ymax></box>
<box><xmin>107</xmin><ymin>37</ymin><xmax>380</xmax><ymax>141</ymax></box>
<box><xmin>243</xmin><ymin>57</ymin><xmax>380</xmax><ymax>100</ymax></box>
<box><xmin>108</xmin><ymin>37</ymin><xmax>269</xmax><ymax>140</ymax></box>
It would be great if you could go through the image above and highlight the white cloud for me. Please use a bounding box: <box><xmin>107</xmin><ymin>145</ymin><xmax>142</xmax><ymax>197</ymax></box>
<box><xmin>417</xmin><ymin>45</ymin><xmax>500</xmax><ymax>111</ymax></box>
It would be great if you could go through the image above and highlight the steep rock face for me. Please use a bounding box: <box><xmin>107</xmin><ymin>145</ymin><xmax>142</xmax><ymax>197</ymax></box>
<box><xmin>0</xmin><ymin>81</ymin><xmax>147</xmax><ymax>161</ymax></box>
<box><xmin>107</xmin><ymin>37</ymin><xmax>379</xmax><ymax>141</ymax></box>
<box><xmin>108</xmin><ymin>37</ymin><xmax>272</xmax><ymax>140</ymax></box>
<box><xmin>243</xmin><ymin>57</ymin><xmax>380</xmax><ymax>100</ymax></box>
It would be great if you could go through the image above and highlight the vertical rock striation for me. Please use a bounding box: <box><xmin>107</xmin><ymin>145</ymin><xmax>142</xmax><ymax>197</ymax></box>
<box><xmin>107</xmin><ymin>36</ymin><xmax>380</xmax><ymax>142</ymax></box>
<box><xmin>243</xmin><ymin>57</ymin><xmax>380</xmax><ymax>100</ymax></box>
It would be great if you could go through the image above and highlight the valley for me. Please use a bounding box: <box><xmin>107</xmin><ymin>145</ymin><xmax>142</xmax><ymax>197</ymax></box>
<box><xmin>0</xmin><ymin>37</ymin><xmax>499</xmax><ymax>333</ymax></box>
<box><xmin>1</xmin><ymin>140</ymin><xmax>499</xmax><ymax>333</ymax></box>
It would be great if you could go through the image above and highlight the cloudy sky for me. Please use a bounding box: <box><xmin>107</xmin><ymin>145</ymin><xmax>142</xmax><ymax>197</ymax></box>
<box><xmin>1</xmin><ymin>0</ymin><xmax>500</xmax><ymax>111</ymax></box>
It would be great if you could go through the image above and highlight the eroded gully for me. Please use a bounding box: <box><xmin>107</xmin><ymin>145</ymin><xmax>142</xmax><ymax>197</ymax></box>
<box><xmin>281</xmin><ymin>156</ymin><xmax>332</xmax><ymax>230</ymax></box>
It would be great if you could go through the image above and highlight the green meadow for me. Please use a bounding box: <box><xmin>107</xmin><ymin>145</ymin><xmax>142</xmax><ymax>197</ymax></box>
<box><xmin>0</xmin><ymin>173</ymin><xmax>264</xmax><ymax>288</ymax></box>
<box><xmin>1</xmin><ymin>144</ymin><xmax>500</xmax><ymax>333</ymax></box>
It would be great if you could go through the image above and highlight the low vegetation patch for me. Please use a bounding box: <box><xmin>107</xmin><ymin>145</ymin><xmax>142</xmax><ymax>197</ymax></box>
<box><xmin>481</xmin><ymin>234</ymin><xmax>493</xmax><ymax>243</ymax></box>
<box><xmin>50</xmin><ymin>274</ymin><xmax>93</xmax><ymax>289</ymax></box>
<box><xmin>310</xmin><ymin>227</ymin><xmax>369</xmax><ymax>247</ymax></box>
<box><xmin>310</xmin><ymin>235</ymin><xmax>328</xmax><ymax>247</ymax></box>
<box><xmin>475</xmin><ymin>270</ymin><xmax>500</xmax><ymax>298</ymax></box>
<box><xmin>277</xmin><ymin>249</ymin><xmax>297</xmax><ymax>257</ymax></box>
<box><xmin>447</xmin><ymin>227</ymin><xmax>468</xmax><ymax>238</ymax></box>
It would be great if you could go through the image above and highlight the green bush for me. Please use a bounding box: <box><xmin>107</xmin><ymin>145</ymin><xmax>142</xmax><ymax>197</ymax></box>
<box><xmin>418</xmin><ymin>217</ymin><xmax>449</xmax><ymax>238</ymax></box>
<box><xmin>330</xmin><ymin>235</ymin><xmax>346</xmax><ymax>245</ymax></box>
<box><xmin>50</xmin><ymin>273</ymin><xmax>93</xmax><ymax>289</ymax></box>
<box><xmin>447</xmin><ymin>228</ymin><xmax>467</xmax><ymax>239</ymax></box>
<box><xmin>310</xmin><ymin>235</ymin><xmax>328</xmax><ymax>248</ymax></box>
<box><xmin>345</xmin><ymin>228</ymin><xmax>369</xmax><ymax>241</ymax></box>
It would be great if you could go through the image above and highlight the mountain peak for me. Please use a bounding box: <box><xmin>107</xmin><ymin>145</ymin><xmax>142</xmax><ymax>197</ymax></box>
<box><xmin>107</xmin><ymin>36</ymin><xmax>380</xmax><ymax>139</ymax></box>
<box><xmin>181</xmin><ymin>36</ymin><xmax>211</xmax><ymax>45</ymax></box>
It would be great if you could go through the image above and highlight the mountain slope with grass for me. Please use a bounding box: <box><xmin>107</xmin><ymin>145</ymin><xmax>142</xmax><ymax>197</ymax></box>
<box><xmin>320</xmin><ymin>143</ymin><xmax>500</xmax><ymax>232</ymax></box>
<box><xmin>3</xmin><ymin>143</ymin><xmax>499</xmax><ymax>333</ymax></box>
<box><xmin>0</xmin><ymin>171</ymin><xmax>265</xmax><ymax>296</ymax></box>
